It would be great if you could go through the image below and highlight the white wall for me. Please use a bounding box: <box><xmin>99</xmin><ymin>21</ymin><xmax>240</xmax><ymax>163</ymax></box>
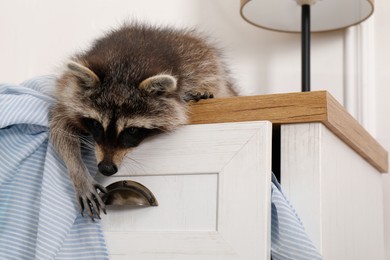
<box><xmin>375</xmin><ymin>1</ymin><xmax>390</xmax><ymax>259</ymax></box>
<box><xmin>1</xmin><ymin>0</ymin><xmax>388</xmax><ymax>258</ymax></box>
<box><xmin>0</xmin><ymin>0</ymin><xmax>344</xmax><ymax>99</ymax></box>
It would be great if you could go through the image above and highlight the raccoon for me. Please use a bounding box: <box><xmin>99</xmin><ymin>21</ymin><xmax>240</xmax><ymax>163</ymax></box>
<box><xmin>49</xmin><ymin>23</ymin><xmax>237</xmax><ymax>220</ymax></box>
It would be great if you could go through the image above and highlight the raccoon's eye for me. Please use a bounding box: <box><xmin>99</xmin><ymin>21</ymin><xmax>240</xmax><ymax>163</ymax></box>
<box><xmin>80</xmin><ymin>118</ymin><xmax>104</xmax><ymax>143</ymax></box>
<box><xmin>118</xmin><ymin>127</ymin><xmax>159</xmax><ymax>148</ymax></box>
<box><xmin>125</xmin><ymin>127</ymin><xmax>139</xmax><ymax>135</ymax></box>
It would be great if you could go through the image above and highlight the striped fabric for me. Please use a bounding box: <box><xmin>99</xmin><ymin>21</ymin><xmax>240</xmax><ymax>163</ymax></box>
<box><xmin>0</xmin><ymin>75</ymin><xmax>321</xmax><ymax>259</ymax></box>
<box><xmin>271</xmin><ymin>174</ymin><xmax>322</xmax><ymax>259</ymax></box>
<box><xmin>0</xmin><ymin>76</ymin><xmax>109</xmax><ymax>259</ymax></box>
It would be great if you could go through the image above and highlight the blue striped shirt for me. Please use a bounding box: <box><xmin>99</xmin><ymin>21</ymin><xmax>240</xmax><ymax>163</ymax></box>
<box><xmin>0</xmin><ymin>76</ymin><xmax>109</xmax><ymax>259</ymax></box>
<box><xmin>0</xmin><ymin>75</ymin><xmax>321</xmax><ymax>259</ymax></box>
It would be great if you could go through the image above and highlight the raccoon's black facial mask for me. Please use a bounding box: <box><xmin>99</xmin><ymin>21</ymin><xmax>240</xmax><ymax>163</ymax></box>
<box><xmin>81</xmin><ymin>118</ymin><xmax>104</xmax><ymax>143</ymax></box>
<box><xmin>79</xmin><ymin>116</ymin><xmax>162</xmax><ymax>176</ymax></box>
<box><xmin>117</xmin><ymin>127</ymin><xmax>160</xmax><ymax>148</ymax></box>
<box><xmin>80</xmin><ymin>117</ymin><xmax>159</xmax><ymax>148</ymax></box>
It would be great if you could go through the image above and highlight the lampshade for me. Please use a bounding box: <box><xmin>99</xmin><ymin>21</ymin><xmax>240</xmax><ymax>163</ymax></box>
<box><xmin>240</xmin><ymin>0</ymin><xmax>374</xmax><ymax>33</ymax></box>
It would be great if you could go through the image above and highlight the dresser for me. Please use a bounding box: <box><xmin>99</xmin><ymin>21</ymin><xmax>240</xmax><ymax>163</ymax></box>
<box><xmin>99</xmin><ymin>91</ymin><xmax>387</xmax><ymax>259</ymax></box>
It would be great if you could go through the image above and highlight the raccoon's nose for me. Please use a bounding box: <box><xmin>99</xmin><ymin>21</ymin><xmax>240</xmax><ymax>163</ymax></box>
<box><xmin>98</xmin><ymin>161</ymin><xmax>118</xmax><ymax>176</ymax></box>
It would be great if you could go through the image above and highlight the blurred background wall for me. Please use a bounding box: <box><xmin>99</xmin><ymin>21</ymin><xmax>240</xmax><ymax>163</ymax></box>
<box><xmin>0</xmin><ymin>0</ymin><xmax>389</xmax><ymax>258</ymax></box>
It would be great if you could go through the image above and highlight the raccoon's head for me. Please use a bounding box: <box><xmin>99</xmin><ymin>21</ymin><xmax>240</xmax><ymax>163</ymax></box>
<box><xmin>57</xmin><ymin>60</ymin><xmax>187</xmax><ymax>176</ymax></box>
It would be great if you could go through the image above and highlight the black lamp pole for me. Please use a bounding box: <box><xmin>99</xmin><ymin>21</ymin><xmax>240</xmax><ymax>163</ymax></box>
<box><xmin>302</xmin><ymin>4</ymin><xmax>311</xmax><ymax>92</ymax></box>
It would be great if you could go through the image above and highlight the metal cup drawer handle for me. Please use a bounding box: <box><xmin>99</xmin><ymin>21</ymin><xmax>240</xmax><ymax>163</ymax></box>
<box><xmin>100</xmin><ymin>180</ymin><xmax>158</xmax><ymax>207</ymax></box>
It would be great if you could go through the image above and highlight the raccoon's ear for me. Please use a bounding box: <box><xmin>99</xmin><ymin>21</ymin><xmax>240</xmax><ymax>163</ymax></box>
<box><xmin>139</xmin><ymin>74</ymin><xmax>177</xmax><ymax>95</ymax></box>
<box><xmin>66</xmin><ymin>61</ymin><xmax>100</xmax><ymax>88</ymax></box>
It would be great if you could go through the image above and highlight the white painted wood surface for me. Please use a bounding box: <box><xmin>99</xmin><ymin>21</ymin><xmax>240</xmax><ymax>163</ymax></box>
<box><xmin>98</xmin><ymin>121</ymin><xmax>273</xmax><ymax>260</ymax></box>
<box><xmin>281</xmin><ymin>123</ymin><xmax>385</xmax><ymax>259</ymax></box>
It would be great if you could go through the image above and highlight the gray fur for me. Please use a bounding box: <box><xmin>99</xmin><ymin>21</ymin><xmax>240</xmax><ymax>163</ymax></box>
<box><xmin>49</xmin><ymin>23</ymin><xmax>237</xmax><ymax>220</ymax></box>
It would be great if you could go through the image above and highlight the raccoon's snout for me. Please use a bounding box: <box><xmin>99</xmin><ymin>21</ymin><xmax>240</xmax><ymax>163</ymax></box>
<box><xmin>98</xmin><ymin>161</ymin><xmax>118</xmax><ymax>176</ymax></box>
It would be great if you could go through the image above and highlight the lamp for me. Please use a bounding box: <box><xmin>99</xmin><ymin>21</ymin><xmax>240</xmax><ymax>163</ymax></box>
<box><xmin>240</xmin><ymin>0</ymin><xmax>374</xmax><ymax>92</ymax></box>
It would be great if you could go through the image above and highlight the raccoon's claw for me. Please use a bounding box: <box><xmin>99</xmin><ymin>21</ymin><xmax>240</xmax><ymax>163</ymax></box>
<box><xmin>78</xmin><ymin>183</ymin><xmax>107</xmax><ymax>221</ymax></box>
<box><xmin>183</xmin><ymin>91</ymin><xmax>214</xmax><ymax>102</ymax></box>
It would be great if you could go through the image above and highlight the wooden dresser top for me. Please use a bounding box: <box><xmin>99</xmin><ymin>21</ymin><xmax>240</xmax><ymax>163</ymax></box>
<box><xmin>188</xmin><ymin>91</ymin><xmax>388</xmax><ymax>173</ymax></box>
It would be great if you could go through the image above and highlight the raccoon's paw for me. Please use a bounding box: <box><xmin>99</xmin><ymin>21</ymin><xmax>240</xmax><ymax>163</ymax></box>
<box><xmin>183</xmin><ymin>90</ymin><xmax>214</xmax><ymax>102</ymax></box>
<box><xmin>76</xmin><ymin>182</ymin><xmax>107</xmax><ymax>221</ymax></box>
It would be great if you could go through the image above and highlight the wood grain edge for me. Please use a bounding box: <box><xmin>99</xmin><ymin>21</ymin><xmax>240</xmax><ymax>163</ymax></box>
<box><xmin>188</xmin><ymin>91</ymin><xmax>388</xmax><ymax>173</ymax></box>
<box><xmin>324</xmin><ymin>92</ymin><xmax>388</xmax><ymax>173</ymax></box>
<box><xmin>188</xmin><ymin>91</ymin><xmax>328</xmax><ymax>125</ymax></box>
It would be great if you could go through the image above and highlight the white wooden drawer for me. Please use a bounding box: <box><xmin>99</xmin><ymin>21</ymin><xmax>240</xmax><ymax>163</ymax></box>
<box><xmin>98</xmin><ymin>121</ymin><xmax>273</xmax><ymax>260</ymax></box>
